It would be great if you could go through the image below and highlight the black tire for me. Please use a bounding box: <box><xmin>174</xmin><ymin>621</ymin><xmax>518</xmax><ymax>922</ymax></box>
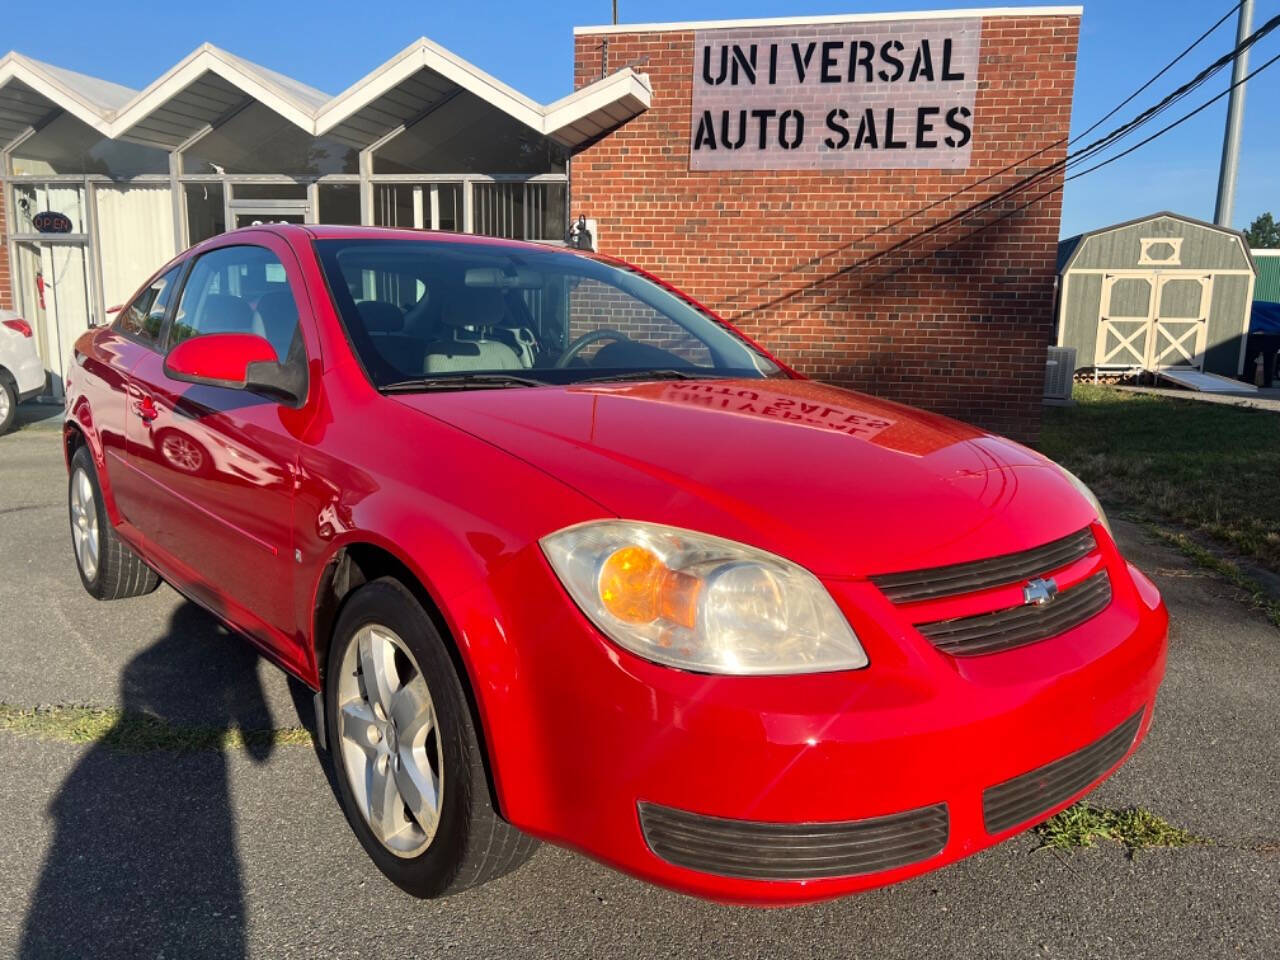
<box><xmin>0</xmin><ymin>375</ymin><xmax>16</xmax><ymax>436</ymax></box>
<box><xmin>68</xmin><ymin>446</ymin><xmax>161</xmax><ymax>600</ymax></box>
<box><xmin>325</xmin><ymin>577</ymin><xmax>536</xmax><ymax>897</ymax></box>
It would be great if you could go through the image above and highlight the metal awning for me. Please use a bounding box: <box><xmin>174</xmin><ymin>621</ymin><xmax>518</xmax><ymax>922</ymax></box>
<box><xmin>0</xmin><ymin>39</ymin><xmax>650</xmax><ymax>154</ymax></box>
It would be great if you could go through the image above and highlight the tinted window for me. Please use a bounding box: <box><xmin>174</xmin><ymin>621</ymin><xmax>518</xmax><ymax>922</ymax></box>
<box><xmin>115</xmin><ymin>266</ymin><xmax>181</xmax><ymax>347</ymax></box>
<box><xmin>314</xmin><ymin>239</ymin><xmax>781</xmax><ymax>387</ymax></box>
<box><xmin>169</xmin><ymin>246</ymin><xmax>300</xmax><ymax>362</ymax></box>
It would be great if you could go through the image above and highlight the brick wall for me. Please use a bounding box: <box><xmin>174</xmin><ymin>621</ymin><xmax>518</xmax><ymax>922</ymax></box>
<box><xmin>0</xmin><ymin>186</ymin><xmax>11</xmax><ymax>310</ymax></box>
<box><xmin>571</xmin><ymin>14</ymin><xmax>1079</xmax><ymax>442</ymax></box>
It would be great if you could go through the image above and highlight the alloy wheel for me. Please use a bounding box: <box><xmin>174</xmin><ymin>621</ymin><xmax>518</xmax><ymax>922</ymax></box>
<box><xmin>69</xmin><ymin>467</ymin><xmax>99</xmax><ymax>582</ymax></box>
<box><xmin>336</xmin><ymin>624</ymin><xmax>444</xmax><ymax>857</ymax></box>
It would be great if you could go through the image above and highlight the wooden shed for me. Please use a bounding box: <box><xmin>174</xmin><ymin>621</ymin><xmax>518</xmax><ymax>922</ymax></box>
<box><xmin>1056</xmin><ymin>212</ymin><xmax>1256</xmax><ymax>377</ymax></box>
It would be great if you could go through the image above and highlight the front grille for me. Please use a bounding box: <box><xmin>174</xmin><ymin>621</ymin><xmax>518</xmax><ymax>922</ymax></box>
<box><xmin>638</xmin><ymin>801</ymin><xmax>949</xmax><ymax>881</ymax></box>
<box><xmin>871</xmin><ymin>527</ymin><xmax>1097</xmax><ymax>604</ymax></box>
<box><xmin>983</xmin><ymin>709</ymin><xmax>1144</xmax><ymax>835</ymax></box>
<box><xmin>915</xmin><ymin>570</ymin><xmax>1111</xmax><ymax>656</ymax></box>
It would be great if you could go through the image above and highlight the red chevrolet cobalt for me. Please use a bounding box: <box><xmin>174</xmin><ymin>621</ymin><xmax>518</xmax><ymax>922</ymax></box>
<box><xmin>63</xmin><ymin>225</ymin><xmax>1167</xmax><ymax>904</ymax></box>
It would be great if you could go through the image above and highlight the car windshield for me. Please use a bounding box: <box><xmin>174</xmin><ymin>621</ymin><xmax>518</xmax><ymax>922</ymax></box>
<box><xmin>313</xmin><ymin>238</ymin><xmax>782</xmax><ymax>389</ymax></box>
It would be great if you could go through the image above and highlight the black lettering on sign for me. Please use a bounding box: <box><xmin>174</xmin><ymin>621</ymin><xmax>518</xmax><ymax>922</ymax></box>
<box><xmin>702</xmin><ymin>46</ymin><xmax>727</xmax><ymax>85</ymax></box>
<box><xmin>884</xmin><ymin>107</ymin><xmax>907</xmax><ymax>149</ymax></box>
<box><xmin>850</xmin><ymin>40</ymin><xmax>875</xmax><ymax>82</ymax></box>
<box><xmin>854</xmin><ymin>109</ymin><xmax>878</xmax><ymax>149</ymax></box>
<box><xmin>820</xmin><ymin>40</ymin><xmax>841</xmax><ymax>83</ymax></box>
<box><xmin>721</xmin><ymin>110</ymin><xmax>747</xmax><ymax>149</ymax></box>
<box><xmin>769</xmin><ymin>44</ymin><xmax>778</xmax><ymax>84</ymax></box>
<box><xmin>824</xmin><ymin>108</ymin><xmax>850</xmax><ymax>149</ymax></box>
<box><xmin>752</xmin><ymin>108</ymin><xmax>777</xmax><ymax>148</ymax></box>
<box><xmin>779</xmin><ymin>110</ymin><xmax>804</xmax><ymax>149</ymax></box>
<box><xmin>941</xmin><ymin>38</ymin><xmax>965</xmax><ymax>81</ymax></box>
<box><xmin>878</xmin><ymin>40</ymin><xmax>905</xmax><ymax>82</ymax></box>
<box><xmin>731</xmin><ymin>45</ymin><xmax>757</xmax><ymax>85</ymax></box>
<box><xmin>909</xmin><ymin>39</ymin><xmax>934</xmax><ymax>82</ymax></box>
<box><xmin>945</xmin><ymin>105</ymin><xmax>972</xmax><ymax>147</ymax></box>
<box><xmin>916</xmin><ymin>106</ymin><xmax>940</xmax><ymax>148</ymax></box>
<box><xmin>791</xmin><ymin>41</ymin><xmax>817</xmax><ymax>82</ymax></box>
<box><xmin>694</xmin><ymin>110</ymin><xmax>717</xmax><ymax>150</ymax></box>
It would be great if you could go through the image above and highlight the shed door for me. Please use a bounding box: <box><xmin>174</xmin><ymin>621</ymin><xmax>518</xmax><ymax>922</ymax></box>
<box><xmin>1096</xmin><ymin>273</ymin><xmax>1155</xmax><ymax>368</ymax></box>
<box><xmin>1150</xmin><ymin>274</ymin><xmax>1211</xmax><ymax>369</ymax></box>
<box><xmin>1095</xmin><ymin>272</ymin><xmax>1212</xmax><ymax>371</ymax></box>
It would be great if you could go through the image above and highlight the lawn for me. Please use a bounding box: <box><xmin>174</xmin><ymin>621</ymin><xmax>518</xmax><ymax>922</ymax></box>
<box><xmin>1040</xmin><ymin>385</ymin><xmax>1280</xmax><ymax>578</ymax></box>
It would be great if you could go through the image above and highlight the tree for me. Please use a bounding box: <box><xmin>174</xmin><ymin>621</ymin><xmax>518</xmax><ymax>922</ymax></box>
<box><xmin>1244</xmin><ymin>212</ymin><xmax>1280</xmax><ymax>249</ymax></box>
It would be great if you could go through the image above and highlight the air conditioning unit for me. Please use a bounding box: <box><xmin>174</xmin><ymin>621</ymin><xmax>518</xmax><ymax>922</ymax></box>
<box><xmin>1044</xmin><ymin>346</ymin><xmax>1076</xmax><ymax>403</ymax></box>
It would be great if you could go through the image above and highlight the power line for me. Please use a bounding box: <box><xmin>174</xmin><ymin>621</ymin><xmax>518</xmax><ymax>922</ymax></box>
<box><xmin>1075</xmin><ymin>1</ymin><xmax>1242</xmax><ymax>140</ymax></box>
<box><xmin>727</xmin><ymin>4</ymin><xmax>1263</xmax><ymax>313</ymax></box>
<box><xmin>742</xmin><ymin>13</ymin><xmax>1280</xmax><ymax>313</ymax></box>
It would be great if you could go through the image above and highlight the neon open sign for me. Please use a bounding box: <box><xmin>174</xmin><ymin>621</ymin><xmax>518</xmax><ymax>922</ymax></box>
<box><xmin>32</xmin><ymin>211</ymin><xmax>74</xmax><ymax>234</ymax></box>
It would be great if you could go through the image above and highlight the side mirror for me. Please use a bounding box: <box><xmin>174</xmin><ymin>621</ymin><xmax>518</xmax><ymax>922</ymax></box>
<box><xmin>164</xmin><ymin>333</ymin><xmax>305</xmax><ymax>405</ymax></box>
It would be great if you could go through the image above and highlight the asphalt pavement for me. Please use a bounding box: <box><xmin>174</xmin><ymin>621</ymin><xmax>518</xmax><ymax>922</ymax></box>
<box><xmin>1</xmin><ymin>424</ymin><xmax>1276</xmax><ymax>959</ymax></box>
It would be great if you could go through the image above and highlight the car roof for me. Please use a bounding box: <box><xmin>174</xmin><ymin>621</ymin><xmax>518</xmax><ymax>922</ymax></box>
<box><xmin>233</xmin><ymin>222</ymin><xmax>576</xmax><ymax>256</ymax></box>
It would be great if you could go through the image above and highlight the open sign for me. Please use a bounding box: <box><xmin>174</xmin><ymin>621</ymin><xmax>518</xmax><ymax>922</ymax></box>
<box><xmin>32</xmin><ymin>211</ymin><xmax>74</xmax><ymax>234</ymax></box>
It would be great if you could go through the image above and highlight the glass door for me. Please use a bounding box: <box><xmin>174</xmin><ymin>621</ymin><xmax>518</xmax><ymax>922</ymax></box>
<box><xmin>15</xmin><ymin>240</ymin><xmax>93</xmax><ymax>397</ymax></box>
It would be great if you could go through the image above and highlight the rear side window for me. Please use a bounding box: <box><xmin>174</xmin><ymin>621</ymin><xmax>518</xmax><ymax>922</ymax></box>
<box><xmin>115</xmin><ymin>267</ymin><xmax>181</xmax><ymax>347</ymax></box>
<box><xmin>168</xmin><ymin>245</ymin><xmax>301</xmax><ymax>363</ymax></box>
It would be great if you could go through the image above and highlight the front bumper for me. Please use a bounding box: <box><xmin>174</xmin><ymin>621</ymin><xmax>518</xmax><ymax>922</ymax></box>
<box><xmin>455</xmin><ymin>544</ymin><xmax>1168</xmax><ymax>905</ymax></box>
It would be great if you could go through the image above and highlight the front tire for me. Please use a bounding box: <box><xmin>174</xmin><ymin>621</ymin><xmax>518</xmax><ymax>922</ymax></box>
<box><xmin>325</xmin><ymin>578</ymin><xmax>536</xmax><ymax>897</ymax></box>
<box><xmin>68</xmin><ymin>446</ymin><xmax>160</xmax><ymax>600</ymax></box>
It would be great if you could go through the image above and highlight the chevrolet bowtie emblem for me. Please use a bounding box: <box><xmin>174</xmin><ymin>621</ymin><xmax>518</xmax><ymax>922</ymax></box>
<box><xmin>1023</xmin><ymin>577</ymin><xmax>1059</xmax><ymax>606</ymax></box>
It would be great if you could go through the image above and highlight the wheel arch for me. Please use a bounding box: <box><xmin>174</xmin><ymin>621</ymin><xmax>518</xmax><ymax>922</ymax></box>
<box><xmin>310</xmin><ymin>538</ymin><xmax>510</xmax><ymax>819</ymax></box>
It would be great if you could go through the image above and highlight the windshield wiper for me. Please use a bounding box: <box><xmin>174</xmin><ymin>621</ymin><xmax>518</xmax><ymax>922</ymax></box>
<box><xmin>576</xmin><ymin>368</ymin><xmax>724</xmax><ymax>384</ymax></box>
<box><xmin>378</xmin><ymin>373</ymin><xmax>551</xmax><ymax>393</ymax></box>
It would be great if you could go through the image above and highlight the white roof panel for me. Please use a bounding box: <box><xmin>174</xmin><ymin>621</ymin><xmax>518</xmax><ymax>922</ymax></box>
<box><xmin>0</xmin><ymin>38</ymin><xmax>650</xmax><ymax>152</ymax></box>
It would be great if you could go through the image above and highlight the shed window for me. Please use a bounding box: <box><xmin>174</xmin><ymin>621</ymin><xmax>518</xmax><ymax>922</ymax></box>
<box><xmin>1139</xmin><ymin>237</ymin><xmax>1182</xmax><ymax>266</ymax></box>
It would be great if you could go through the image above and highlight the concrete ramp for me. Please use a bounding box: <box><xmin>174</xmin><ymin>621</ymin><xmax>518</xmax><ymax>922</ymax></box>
<box><xmin>1157</xmin><ymin>369</ymin><xmax>1258</xmax><ymax>393</ymax></box>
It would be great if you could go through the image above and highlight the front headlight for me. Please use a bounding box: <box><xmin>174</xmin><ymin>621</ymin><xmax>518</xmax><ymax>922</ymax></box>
<box><xmin>1058</xmin><ymin>466</ymin><xmax>1113</xmax><ymax>539</ymax></box>
<box><xmin>540</xmin><ymin>521</ymin><xmax>868</xmax><ymax>675</ymax></box>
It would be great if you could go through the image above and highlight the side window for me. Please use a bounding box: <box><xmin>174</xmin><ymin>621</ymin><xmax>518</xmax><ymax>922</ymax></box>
<box><xmin>115</xmin><ymin>267</ymin><xmax>181</xmax><ymax>347</ymax></box>
<box><xmin>168</xmin><ymin>245</ymin><xmax>301</xmax><ymax>362</ymax></box>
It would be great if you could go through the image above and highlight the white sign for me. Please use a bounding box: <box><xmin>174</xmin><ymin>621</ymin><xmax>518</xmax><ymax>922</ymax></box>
<box><xmin>690</xmin><ymin>18</ymin><xmax>982</xmax><ymax>171</ymax></box>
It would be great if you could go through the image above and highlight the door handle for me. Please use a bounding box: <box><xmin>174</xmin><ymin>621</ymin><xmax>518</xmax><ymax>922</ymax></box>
<box><xmin>133</xmin><ymin>398</ymin><xmax>158</xmax><ymax>424</ymax></box>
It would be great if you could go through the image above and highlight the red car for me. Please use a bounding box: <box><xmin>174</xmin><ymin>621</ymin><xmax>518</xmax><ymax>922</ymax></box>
<box><xmin>63</xmin><ymin>225</ymin><xmax>1167</xmax><ymax>905</ymax></box>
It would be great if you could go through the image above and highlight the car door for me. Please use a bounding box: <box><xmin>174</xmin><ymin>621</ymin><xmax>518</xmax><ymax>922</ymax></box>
<box><xmin>98</xmin><ymin>265</ymin><xmax>186</xmax><ymax>530</ymax></box>
<box><xmin>124</xmin><ymin>237</ymin><xmax>308</xmax><ymax>665</ymax></box>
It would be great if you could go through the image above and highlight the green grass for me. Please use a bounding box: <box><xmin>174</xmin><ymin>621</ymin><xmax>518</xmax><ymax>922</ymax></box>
<box><xmin>1149</xmin><ymin>526</ymin><xmax>1280</xmax><ymax>629</ymax></box>
<box><xmin>1041</xmin><ymin>385</ymin><xmax>1280</xmax><ymax>577</ymax></box>
<box><xmin>1035</xmin><ymin>803</ymin><xmax>1206</xmax><ymax>854</ymax></box>
<box><xmin>0</xmin><ymin>703</ymin><xmax>312</xmax><ymax>753</ymax></box>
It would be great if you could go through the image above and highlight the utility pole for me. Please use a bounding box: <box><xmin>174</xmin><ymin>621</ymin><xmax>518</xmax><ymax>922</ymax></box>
<box><xmin>613</xmin><ymin>1</ymin><xmax>618</xmax><ymax>25</ymax></box>
<box><xmin>1214</xmin><ymin>0</ymin><xmax>1253</xmax><ymax>227</ymax></box>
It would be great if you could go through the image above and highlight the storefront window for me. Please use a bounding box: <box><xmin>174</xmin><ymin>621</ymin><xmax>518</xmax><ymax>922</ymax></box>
<box><xmin>182</xmin><ymin>102</ymin><xmax>358</xmax><ymax>176</ymax></box>
<box><xmin>373</xmin><ymin>185</ymin><xmax>416</xmax><ymax>229</ymax></box>
<box><xmin>10</xmin><ymin>113</ymin><xmax>168</xmax><ymax>177</ymax></box>
<box><xmin>185</xmin><ymin>182</ymin><xmax>226</xmax><ymax>244</ymax></box>
<box><xmin>230</xmin><ymin>183</ymin><xmax>309</xmax><ymax>200</ymax></box>
<box><xmin>11</xmin><ymin>184</ymin><xmax>87</xmax><ymax>234</ymax></box>
<box><xmin>473</xmin><ymin>182</ymin><xmax>565</xmax><ymax>241</ymax></box>
<box><xmin>372</xmin><ymin>92</ymin><xmax>567</xmax><ymax>176</ymax></box>
<box><xmin>318</xmin><ymin>183</ymin><xmax>362</xmax><ymax>225</ymax></box>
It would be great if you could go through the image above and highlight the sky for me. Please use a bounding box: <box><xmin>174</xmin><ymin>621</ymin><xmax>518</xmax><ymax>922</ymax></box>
<box><xmin>2</xmin><ymin>0</ymin><xmax>1276</xmax><ymax>238</ymax></box>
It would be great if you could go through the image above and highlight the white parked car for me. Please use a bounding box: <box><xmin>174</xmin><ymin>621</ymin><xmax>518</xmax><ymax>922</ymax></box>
<box><xmin>0</xmin><ymin>308</ymin><xmax>45</xmax><ymax>435</ymax></box>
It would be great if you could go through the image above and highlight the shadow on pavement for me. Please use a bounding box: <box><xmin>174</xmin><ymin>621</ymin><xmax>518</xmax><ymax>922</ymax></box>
<box><xmin>19</xmin><ymin>601</ymin><xmax>276</xmax><ymax>959</ymax></box>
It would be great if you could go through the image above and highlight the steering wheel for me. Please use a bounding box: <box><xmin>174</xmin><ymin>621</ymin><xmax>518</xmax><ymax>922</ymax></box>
<box><xmin>555</xmin><ymin>328</ymin><xmax>632</xmax><ymax>368</ymax></box>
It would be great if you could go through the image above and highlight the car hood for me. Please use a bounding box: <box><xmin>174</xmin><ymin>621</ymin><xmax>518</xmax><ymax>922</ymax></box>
<box><xmin>393</xmin><ymin>378</ymin><xmax>1096</xmax><ymax>578</ymax></box>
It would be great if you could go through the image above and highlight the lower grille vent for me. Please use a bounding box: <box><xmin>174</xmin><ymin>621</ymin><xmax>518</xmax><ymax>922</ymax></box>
<box><xmin>983</xmin><ymin>709</ymin><xmax>1144</xmax><ymax>835</ymax></box>
<box><xmin>638</xmin><ymin>801</ymin><xmax>949</xmax><ymax>881</ymax></box>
